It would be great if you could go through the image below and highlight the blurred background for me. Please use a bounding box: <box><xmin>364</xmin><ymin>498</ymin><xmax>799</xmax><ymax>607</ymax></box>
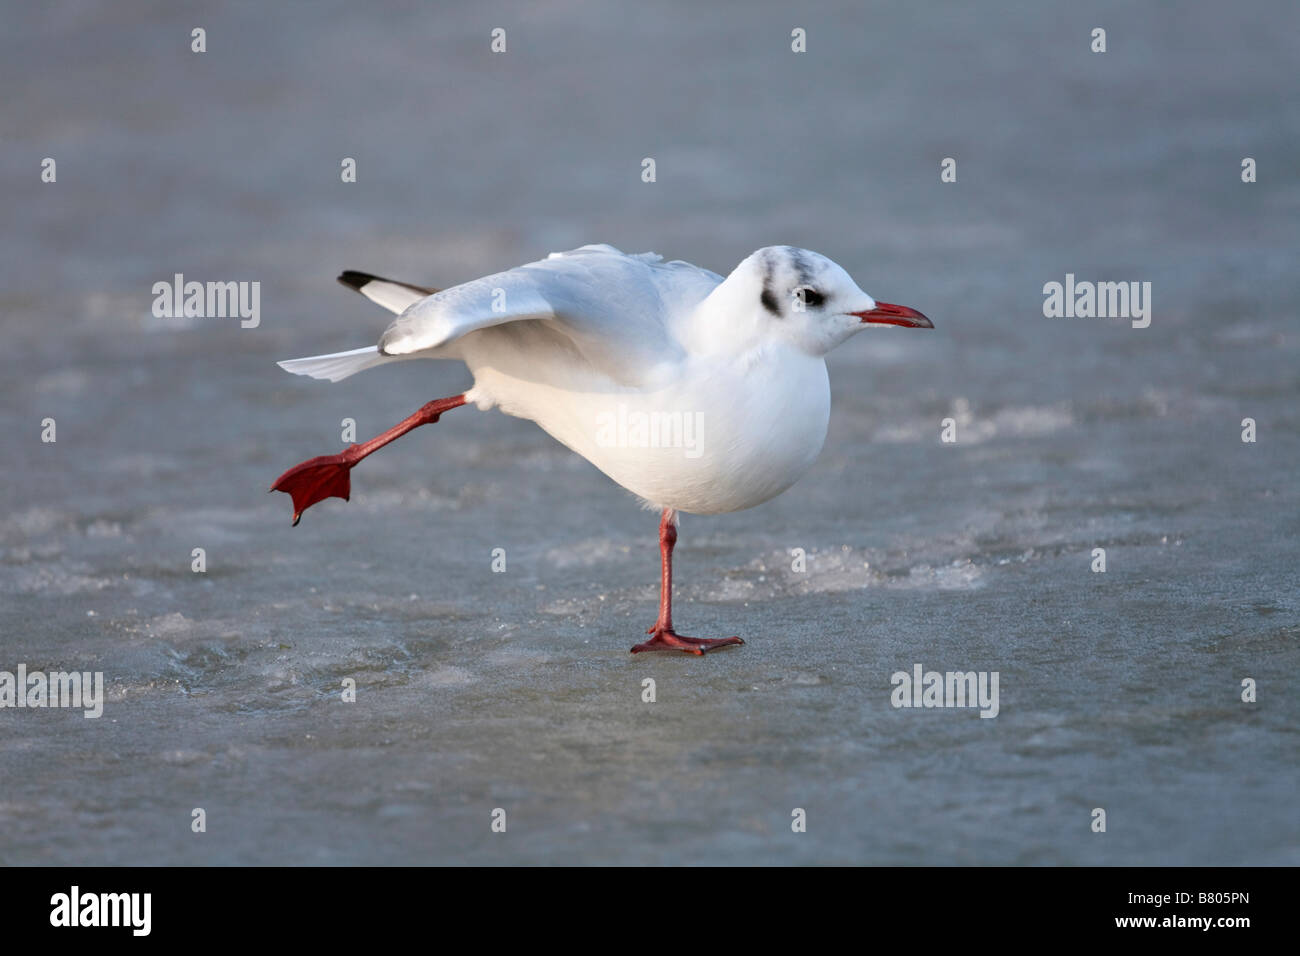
<box><xmin>2</xmin><ymin>0</ymin><xmax>1297</xmax><ymax>864</ymax></box>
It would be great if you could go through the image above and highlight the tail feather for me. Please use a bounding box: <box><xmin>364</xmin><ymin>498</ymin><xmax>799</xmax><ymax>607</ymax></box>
<box><xmin>277</xmin><ymin>345</ymin><xmax>402</xmax><ymax>383</ymax></box>
<box><xmin>278</xmin><ymin>271</ymin><xmax>441</xmax><ymax>383</ymax></box>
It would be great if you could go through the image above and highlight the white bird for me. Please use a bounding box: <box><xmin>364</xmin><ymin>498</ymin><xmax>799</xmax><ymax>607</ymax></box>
<box><xmin>273</xmin><ymin>244</ymin><xmax>932</xmax><ymax>654</ymax></box>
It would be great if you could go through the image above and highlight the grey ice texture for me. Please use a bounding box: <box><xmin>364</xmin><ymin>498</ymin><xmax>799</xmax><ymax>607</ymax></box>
<box><xmin>1</xmin><ymin>0</ymin><xmax>1297</xmax><ymax>864</ymax></box>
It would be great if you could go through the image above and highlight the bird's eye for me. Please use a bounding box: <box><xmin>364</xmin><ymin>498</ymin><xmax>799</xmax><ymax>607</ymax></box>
<box><xmin>795</xmin><ymin>287</ymin><xmax>824</xmax><ymax>308</ymax></box>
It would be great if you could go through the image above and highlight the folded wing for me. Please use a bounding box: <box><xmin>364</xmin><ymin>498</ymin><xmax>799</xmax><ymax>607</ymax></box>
<box><xmin>378</xmin><ymin>245</ymin><xmax>720</xmax><ymax>385</ymax></box>
<box><xmin>279</xmin><ymin>245</ymin><xmax>723</xmax><ymax>387</ymax></box>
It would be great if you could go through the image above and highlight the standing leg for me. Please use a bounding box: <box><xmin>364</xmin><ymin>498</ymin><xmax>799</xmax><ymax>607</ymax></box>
<box><xmin>271</xmin><ymin>393</ymin><xmax>467</xmax><ymax>525</ymax></box>
<box><xmin>630</xmin><ymin>508</ymin><xmax>745</xmax><ymax>655</ymax></box>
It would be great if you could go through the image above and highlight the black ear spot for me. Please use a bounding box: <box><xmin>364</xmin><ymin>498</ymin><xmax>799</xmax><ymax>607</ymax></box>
<box><xmin>761</xmin><ymin>287</ymin><xmax>781</xmax><ymax>315</ymax></box>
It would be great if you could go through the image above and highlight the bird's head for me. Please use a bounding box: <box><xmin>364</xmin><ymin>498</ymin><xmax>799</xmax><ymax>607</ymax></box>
<box><xmin>721</xmin><ymin>246</ymin><xmax>932</xmax><ymax>356</ymax></box>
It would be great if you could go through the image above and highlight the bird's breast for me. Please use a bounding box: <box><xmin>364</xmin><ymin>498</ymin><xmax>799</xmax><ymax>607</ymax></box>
<box><xmin>464</xmin><ymin>336</ymin><xmax>831</xmax><ymax>515</ymax></box>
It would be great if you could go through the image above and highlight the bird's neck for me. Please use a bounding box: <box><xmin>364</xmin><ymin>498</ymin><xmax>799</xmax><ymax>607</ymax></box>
<box><xmin>681</xmin><ymin>275</ymin><xmax>767</xmax><ymax>356</ymax></box>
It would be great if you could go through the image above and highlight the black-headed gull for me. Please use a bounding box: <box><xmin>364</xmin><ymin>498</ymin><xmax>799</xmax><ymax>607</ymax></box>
<box><xmin>273</xmin><ymin>244</ymin><xmax>931</xmax><ymax>654</ymax></box>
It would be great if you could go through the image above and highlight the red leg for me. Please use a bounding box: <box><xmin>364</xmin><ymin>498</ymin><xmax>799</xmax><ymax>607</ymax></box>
<box><xmin>271</xmin><ymin>393</ymin><xmax>467</xmax><ymax>525</ymax></box>
<box><xmin>630</xmin><ymin>508</ymin><xmax>745</xmax><ymax>655</ymax></box>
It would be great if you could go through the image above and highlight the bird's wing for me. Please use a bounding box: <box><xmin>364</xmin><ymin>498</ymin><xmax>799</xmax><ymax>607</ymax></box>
<box><xmin>376</xmin><ymin>245</ymin><xmax>721</xmax><ymax>383</ymax></box>
<box><xmin>338</xmin><ymin>271</ymin><xmax>439</xmax><ymax>313</ymax></box>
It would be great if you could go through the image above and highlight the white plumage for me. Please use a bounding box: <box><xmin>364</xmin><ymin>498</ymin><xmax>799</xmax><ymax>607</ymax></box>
<box><xmin>279</xmin><ymin>243</ymin><xmax>930</xmax><ymax>514</ymax></box>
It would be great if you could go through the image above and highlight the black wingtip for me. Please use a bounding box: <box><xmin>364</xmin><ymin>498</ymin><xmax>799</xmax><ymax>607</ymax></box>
<box><xmin>337</xmin><ymin>270</ymin><xmax>376</xmax><ymax>292</ymax></box>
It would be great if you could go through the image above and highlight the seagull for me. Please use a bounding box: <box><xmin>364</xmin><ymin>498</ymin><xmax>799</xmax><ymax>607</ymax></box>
<box><xmin>272</xmin><ymin>244</ymin><xmax>932</xmax><ymax>654</ymax></box>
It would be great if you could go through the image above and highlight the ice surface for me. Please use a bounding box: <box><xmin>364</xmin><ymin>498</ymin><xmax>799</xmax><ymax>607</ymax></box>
<box><xmin>1</xmin><ymin>1</ymin><xmax>1297</xmax><ymax>865</ymax></box>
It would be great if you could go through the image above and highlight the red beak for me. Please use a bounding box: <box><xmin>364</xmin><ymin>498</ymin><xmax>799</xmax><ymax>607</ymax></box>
<box><xmin>851</xmin><ymin>302</ymin><xmax>933</xmax><ymax>329</ymax></box>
